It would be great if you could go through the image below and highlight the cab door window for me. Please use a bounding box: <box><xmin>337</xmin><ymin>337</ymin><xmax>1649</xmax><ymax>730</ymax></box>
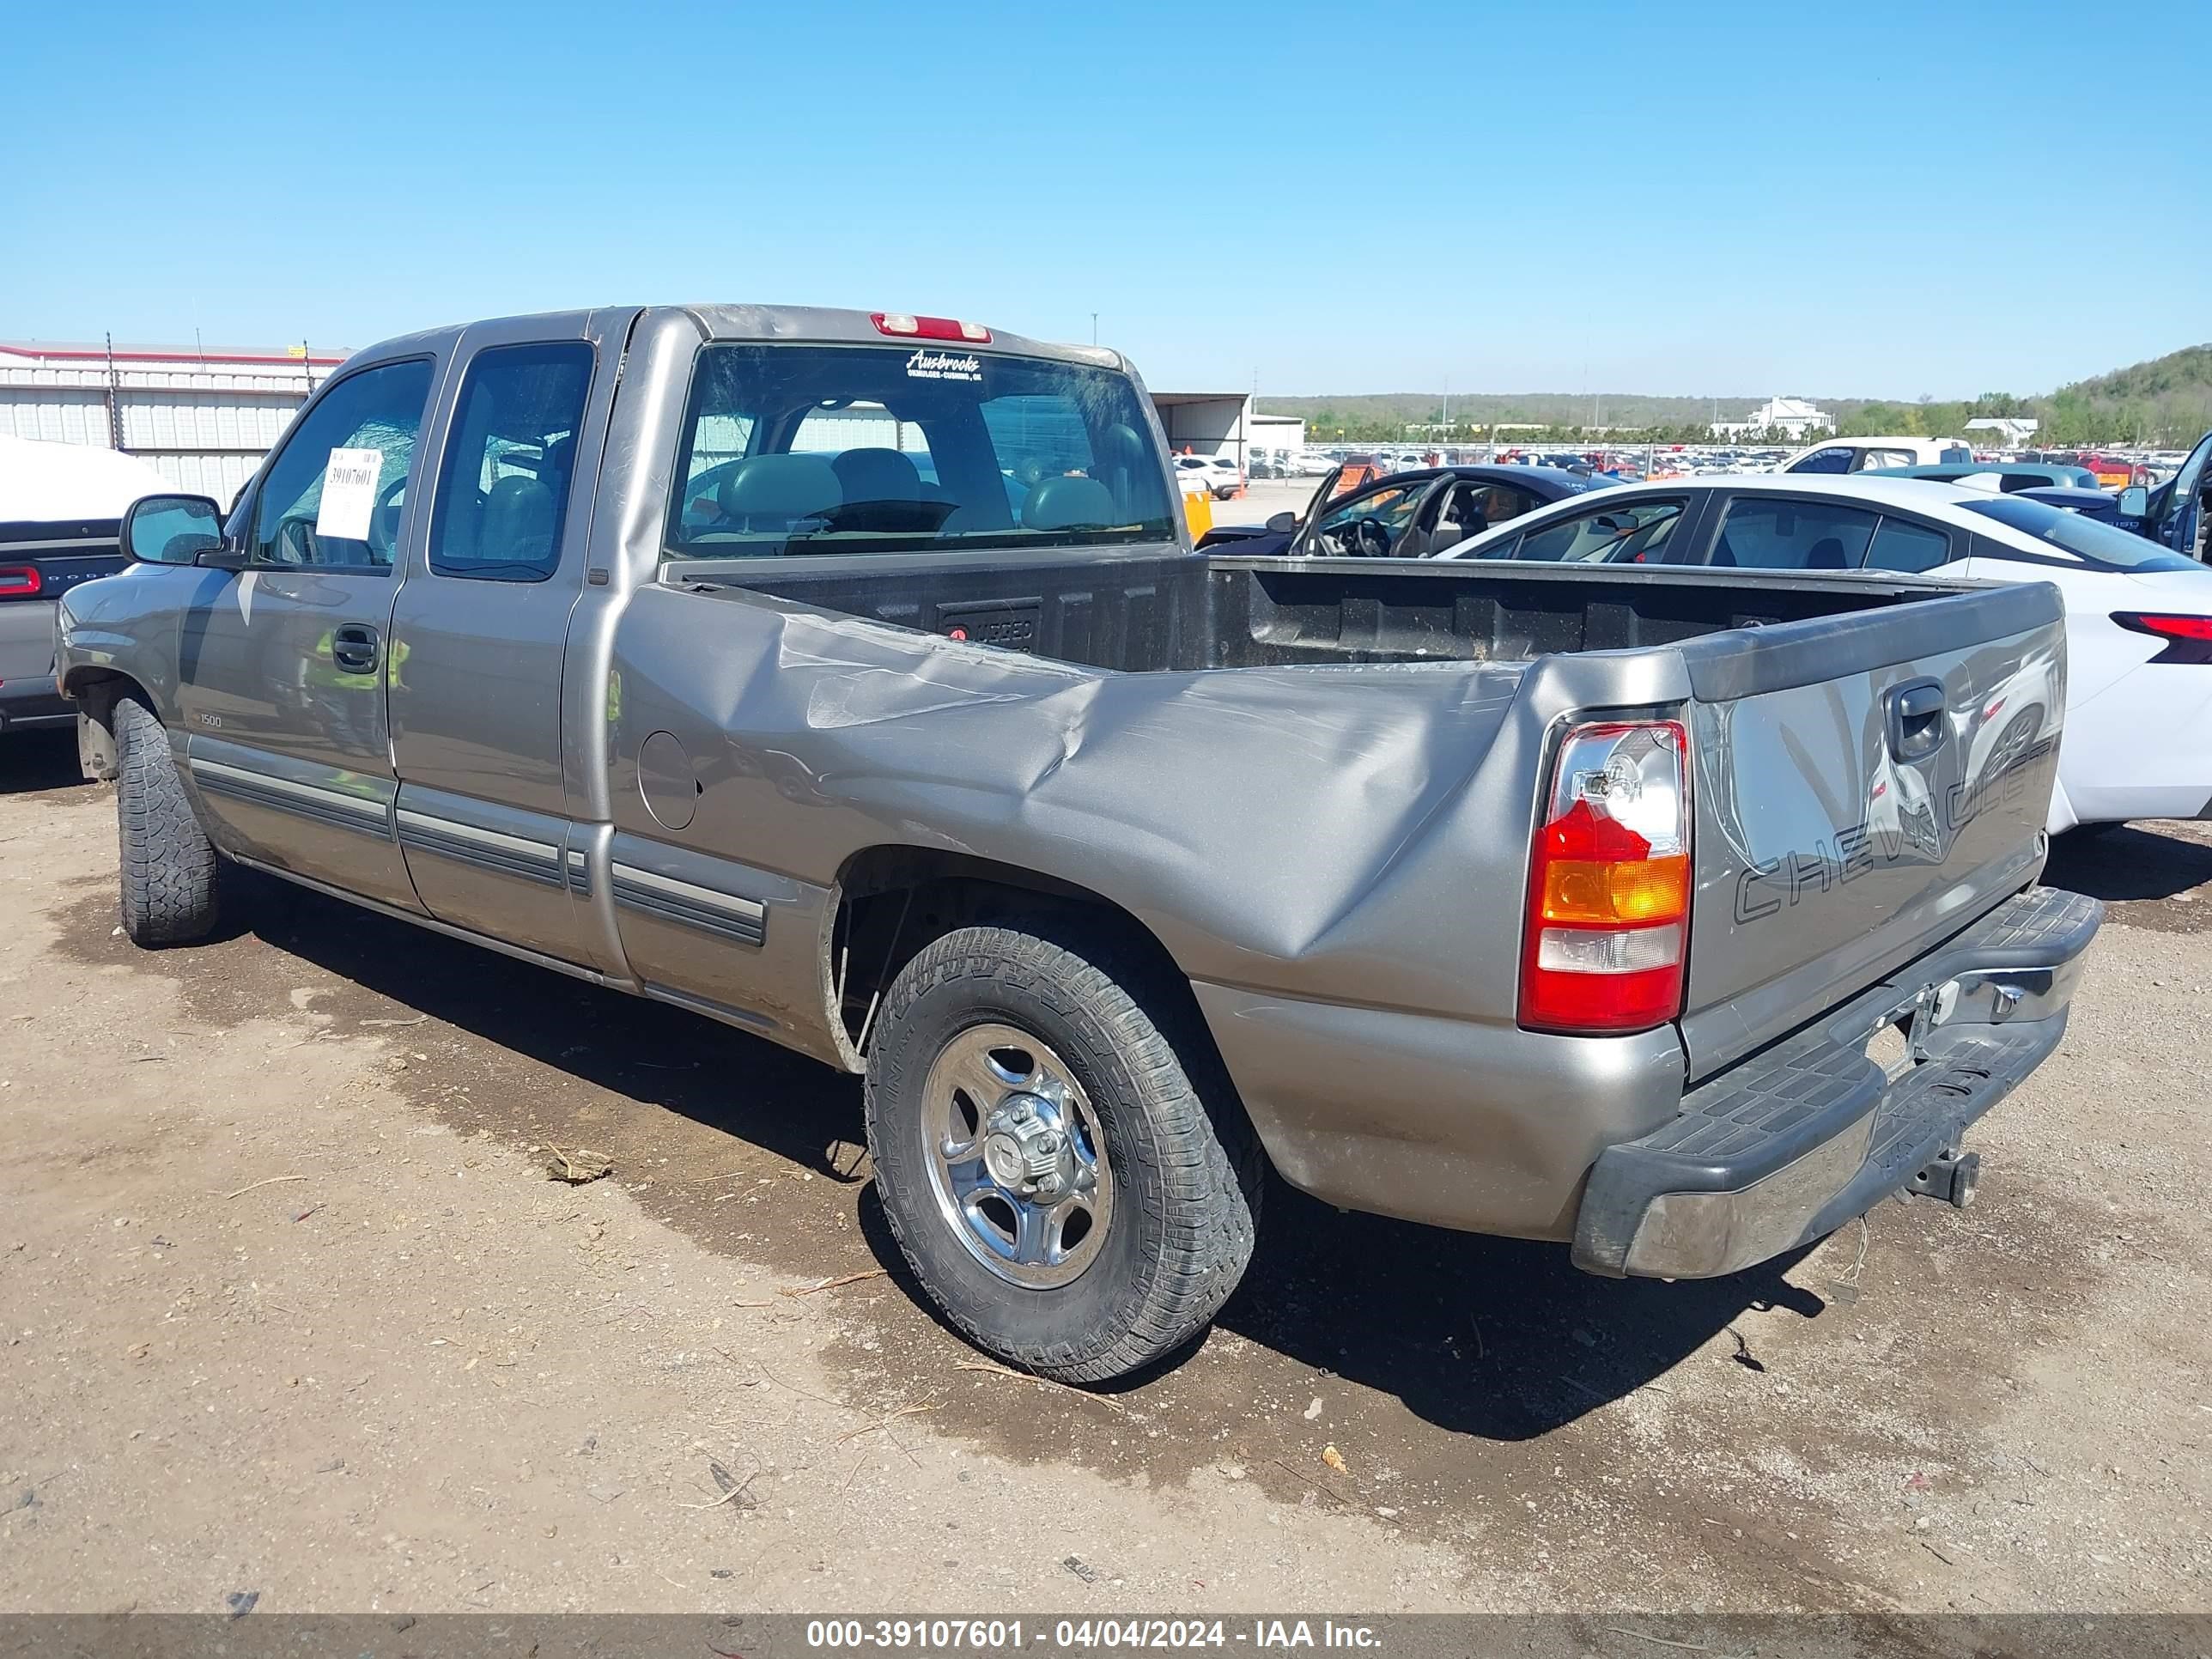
<box><xmin>428</xmin><ymin>343</ymin><xmax>594</xmax><ymax>582</ymax></box>
<box><xmin>248</xmin><ymin>360</ymin><xmax>434</xmax><ymax>572</ymax></box>
<box><xmin>1790</xmin><ymin>446</ymin><xmax>1856</xmax><ymax>475</ymax></box>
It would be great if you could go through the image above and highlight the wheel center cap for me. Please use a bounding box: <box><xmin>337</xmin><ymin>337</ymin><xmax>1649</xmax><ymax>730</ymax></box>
<box><xmin>982</xmin><ymin>1094</ymin><xmax>1069</xmax><ymax>1195</ymax></box>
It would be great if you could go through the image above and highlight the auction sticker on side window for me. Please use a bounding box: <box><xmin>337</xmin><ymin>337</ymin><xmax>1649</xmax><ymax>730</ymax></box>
<box><xmin>314</xmin><ymin>447</ymin><xmax>386</xmax><ymax>541</ymax></box>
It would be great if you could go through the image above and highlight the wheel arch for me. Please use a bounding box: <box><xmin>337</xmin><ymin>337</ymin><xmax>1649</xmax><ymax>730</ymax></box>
<box><xmin>828</xmin><ymin>846</ymin><xmax>1196</xmax><ymax>1053</ymax></box>
<box><xmin>58</xmin><ymin>667</ymin><xmax>150</xmax><ymax>782</ymax></box>
<box><xmin>824</xmin><ymin>849</ymin><xmax>1261</xmax><ymax>1164</ymax></box>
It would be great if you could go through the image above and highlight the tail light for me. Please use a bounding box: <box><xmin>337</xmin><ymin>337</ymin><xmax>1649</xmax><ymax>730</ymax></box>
<box><xmin>0</xmin><ymin>564</ymin><xmax>43</xmax><ymax>600</ymax></box>
<box><xmin>871</xmin><ymin>313</ymin><xmax>993</xmax><ymax>343</ymax></box>
<box><xmin>2112</xmin><ymin>612</ymin><xmax>2212</xmax><ymax>664</ymax></box>
<box><xmin>1520</xmin><ymin>719</ymin><xmax>1692</xmax><ymax>1035</ymax></box>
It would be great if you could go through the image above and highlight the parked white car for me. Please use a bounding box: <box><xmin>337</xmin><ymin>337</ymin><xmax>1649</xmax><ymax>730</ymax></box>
<box><xmin>1779</xmin><ymin>436</ymin><xmax>1976</xmax><ymax>474</ymax></box>
<box><xmin>1432</xmin><ymin>472</ymin><xmax>2212</xmax><ymax>833</ymax></box>
<box><xmin>1170</xmin><ymin>454</ymin><xmax>1241</xmax><ymax>500</ymax></box>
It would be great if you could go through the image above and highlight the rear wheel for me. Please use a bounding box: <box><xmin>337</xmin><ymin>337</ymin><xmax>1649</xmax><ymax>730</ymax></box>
<box><xmin>113</xmin><ymin>696</ymin><xmax>222</xmax><ymax>945</ymax></box>
<box><xmin>864</xmin><ymin>923</ymin><xmax>1260</xmax><ymax>1384</ymax></box>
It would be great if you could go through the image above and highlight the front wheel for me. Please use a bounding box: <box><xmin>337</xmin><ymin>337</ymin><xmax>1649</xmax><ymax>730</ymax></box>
<box><xmin>864</xmin><ymin>924</ymin><xmax>1260</xmax><ymax>1384</ymax></box>
<box><xmin>113</xmin><ymin>696</ymin><xmax>223</xmax><ymax>945</ymax></box>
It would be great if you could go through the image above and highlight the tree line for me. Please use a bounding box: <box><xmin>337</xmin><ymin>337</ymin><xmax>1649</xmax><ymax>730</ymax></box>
<box><xmin>1272</xmin><ymin>346</ymin><xmax>2212</xmax><ymax>450</ymax></box>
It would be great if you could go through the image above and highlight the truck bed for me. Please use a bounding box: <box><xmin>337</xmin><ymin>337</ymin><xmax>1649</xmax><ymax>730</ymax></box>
<box><xmin>680</xmin><ymin>549</ymin><xmax>1974</xmax><ymax>674</ymax></box>
<box><xmin>656</xmin><ymin>544</ymin><xmax>2060</xmax><ymax>1091</ymax></box>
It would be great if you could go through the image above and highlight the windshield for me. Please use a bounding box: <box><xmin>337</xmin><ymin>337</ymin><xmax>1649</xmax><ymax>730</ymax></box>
<box><xmin>1960</xmin><ymin>495</ymin><xmax>2201</xmax><ymax>573</ymax></box>
<box><xmin>664</xmin><ymin>343</ymin><xmax>1176</xmax><ymax>559</ymax></box>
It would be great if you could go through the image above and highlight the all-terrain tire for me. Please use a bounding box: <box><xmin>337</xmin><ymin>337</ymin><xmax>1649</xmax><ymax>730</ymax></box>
<box><xmin>864</xmin><ymin>923</ymin><xmax>1261</xmax><ymax>1384</ymax></box>
<box><xmin>113</xmin><ymin>695</ymin><xmax>222</xmax><ymax>945</ymax></box>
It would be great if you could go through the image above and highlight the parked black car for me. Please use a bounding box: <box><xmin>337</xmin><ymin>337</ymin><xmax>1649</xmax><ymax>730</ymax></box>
<box><xmin>1196</xmin><ymin>464</ymin><xmax>1613</xmax><ymax>560</ymax></box>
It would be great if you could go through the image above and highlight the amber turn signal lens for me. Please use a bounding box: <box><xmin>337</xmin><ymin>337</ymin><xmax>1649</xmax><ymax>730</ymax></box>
<box><xmin>1540</xmin><ymin>853</ymin><xmax>1689</xmax><ymax>926</ymax></box>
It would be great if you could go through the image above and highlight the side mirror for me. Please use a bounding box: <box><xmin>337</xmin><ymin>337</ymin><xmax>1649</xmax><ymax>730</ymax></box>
<box><xmin>1265</xmin><ymin>511</ymin><xmax>1297</xmax><ymax>533</ymax></box>
<box><xmin>2117</xmin><ymin>485</ymin><xmax>2148</xmax><ymax>519</ymax></box>
<box><xmin>121</xmin><ymin>494</ymin><xmax>226</xmax><ymax>566</ymax></box>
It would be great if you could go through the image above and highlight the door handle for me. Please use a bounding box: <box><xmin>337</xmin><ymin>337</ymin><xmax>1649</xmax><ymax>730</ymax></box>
<box><xmin>1885</xmin><ymin>679</ymin><xmax>1946</xmax><ymax>764</ymax></box>
<box><xmin>331</xmin><ymin>623</ymin><xmax>381</xmax><ymax>674</ymax></box>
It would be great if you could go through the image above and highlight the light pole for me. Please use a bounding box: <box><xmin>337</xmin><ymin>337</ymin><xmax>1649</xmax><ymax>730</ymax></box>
<box><xmin>1091</xmin><ymin>313</ymin><xmax>1098</xmax><ymax>345</ymax></box>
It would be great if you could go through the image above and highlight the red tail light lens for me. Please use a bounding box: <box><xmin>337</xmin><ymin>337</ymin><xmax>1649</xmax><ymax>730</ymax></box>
<box><xmin>0</xmin><ymin>565</ymin><xmax>43</xmax><ymax>600</ymax></box>
<box><xmin>2113</xmin><ymin>612</ymin><xmax>2212</xmax><ymax>642</ymax></box>
<box><xmin>871</xmin><ymin>313</ymin><xmax>992</xmax><ymax>343</ymax></box>
<box><xmin>2112</xmin><ymin>612</ymin><xmax>2212</xmax><ymax>665</ymax></box>
<box><xmin>1520</xmin><ymin>720</ymin><xmax>1692</xmax><ymax>1035</ymax></box>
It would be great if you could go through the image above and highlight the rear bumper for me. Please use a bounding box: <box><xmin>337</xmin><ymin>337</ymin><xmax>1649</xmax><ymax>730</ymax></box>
<box><xmin>1572</xmin><ymin>884</ymin><xmax>2102</xmax><ymax>1279</ymax></box>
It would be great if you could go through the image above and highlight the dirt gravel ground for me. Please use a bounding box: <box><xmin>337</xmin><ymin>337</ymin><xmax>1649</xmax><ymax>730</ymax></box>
<box><xmin>1</xmin><ymin>727</ymin><xmax>2207</xmax><ymax>1615</ymax></box>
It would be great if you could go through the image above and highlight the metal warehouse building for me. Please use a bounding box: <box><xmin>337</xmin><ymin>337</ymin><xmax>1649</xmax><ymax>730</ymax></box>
<box><xmin>0</xmin><ymin>339</ymin><xmax>347</xmax><ymax>500</ymax></box>
<box><xmin>0</xmin><ymin>339</ymin><xmax>1295</xmax><ymax>502</ymax></box>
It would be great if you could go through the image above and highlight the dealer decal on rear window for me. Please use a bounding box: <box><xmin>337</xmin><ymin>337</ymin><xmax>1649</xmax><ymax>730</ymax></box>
<box><xmin>904</xmin><ymin>349</ymin><xmax>982</xmax><ymax>383</ymax></box>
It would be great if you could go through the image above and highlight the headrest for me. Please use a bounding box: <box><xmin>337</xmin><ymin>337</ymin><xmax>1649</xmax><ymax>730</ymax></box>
<box><xmin>718</xmin><ymin>454</ymin><xmax>842</xmax><ymax>522</ymax></box>
<box><xmin>831</xmin><ymin>447</ymin><xmax>921</xmax><ymax>502</ymax></box>
<box><xmin>1022</xmin><ymin>475</ymin><xmax>1117</xmax><ymax>530</ymax></box>
<box><xmin>1098</xmin><ymin>422</ymin><xmax>1147</xmax><ymax>467</ymax></box>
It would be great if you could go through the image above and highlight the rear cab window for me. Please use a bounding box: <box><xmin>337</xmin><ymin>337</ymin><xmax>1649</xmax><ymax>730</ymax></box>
<box><xmin>664</xmin><ymin>343</ymin><xmax>1175</xmax><ymax>560</ymax></box>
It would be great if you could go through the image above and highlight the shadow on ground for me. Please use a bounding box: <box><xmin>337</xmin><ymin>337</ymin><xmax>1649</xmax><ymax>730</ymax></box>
<box><xmin>215</xmin><ymin>868</ymin><xmax>863</xmax><ymax>1179</ymax></box>
<box><xmin>161</xmin><ymin>871</ymin><xmax>1827</xmax><ymax>1446</ymax></box>
<box><xmin>2044</xmin><ymin>821</ymin><xmax>2212</xmax><ymax>915</ymax></box>
<box><xmin>855</xmin><ymin>1171</ymin><xmax>1822</xmax><ymax>1443</ymax></box>
<box><xmin>0</xmin><ymin>729</ymin><xmax>87</xmax><ymax>797</ymax></box>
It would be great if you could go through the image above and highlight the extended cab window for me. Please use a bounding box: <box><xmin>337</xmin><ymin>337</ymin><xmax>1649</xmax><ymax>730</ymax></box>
<box><xmin>248</xmin><ymin>360</ymin><xmax>434</xmax><ymax>571</ymax></box>
<box><xmin>664</xmin><ymin>344</ymin><xmax>1175</xmax><ymax>559</ymax></box>
<box><xmin>429</xmin><ymin>343</ymin><xmax>594</xmax><ymax>582</ymax></box>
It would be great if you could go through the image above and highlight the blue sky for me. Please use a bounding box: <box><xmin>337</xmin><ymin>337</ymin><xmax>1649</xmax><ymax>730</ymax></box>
<box><xmin>6</xmin><ymin>0</ymin><xmax>2205</xmax><ymax>399</ymax></box>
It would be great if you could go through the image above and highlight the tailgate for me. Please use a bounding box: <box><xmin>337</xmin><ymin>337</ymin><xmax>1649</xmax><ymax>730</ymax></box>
<box><xmin>1675</xmin><ymin>580</ymin><xmax>2065</xmax><ymax>1080</ymax></box>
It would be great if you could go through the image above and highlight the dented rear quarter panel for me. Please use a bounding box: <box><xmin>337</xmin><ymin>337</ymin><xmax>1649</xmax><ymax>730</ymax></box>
<box><xmin>600</xmin><ymin>582</ymin><xmax>1718</xmax><ymax>1239</ymax></box>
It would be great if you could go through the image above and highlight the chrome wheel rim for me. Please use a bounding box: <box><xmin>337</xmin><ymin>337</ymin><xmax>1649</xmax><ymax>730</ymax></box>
<box><xmin>921</xmin><ymin>1023</ymin><xmax>1113</xmax><ymax>1290</ymax></box>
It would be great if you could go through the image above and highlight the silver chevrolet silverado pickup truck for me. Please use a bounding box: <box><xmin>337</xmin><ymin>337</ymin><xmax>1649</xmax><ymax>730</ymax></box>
<box><xmin>57</xmin><ymin>305</ymin><xmax>2100</xmax><ymax>1382</ymax></box>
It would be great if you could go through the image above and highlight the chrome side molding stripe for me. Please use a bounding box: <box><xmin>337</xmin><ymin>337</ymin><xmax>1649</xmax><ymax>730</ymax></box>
<box><xmin>188</xmin><ymin>758</ymin><xmax>391</xmax><ymax>837</ymax></box>
<box><xmin>609</xmin><ymin>860</ymin><xmax>767</xmax><ymax>948</ymax></box>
